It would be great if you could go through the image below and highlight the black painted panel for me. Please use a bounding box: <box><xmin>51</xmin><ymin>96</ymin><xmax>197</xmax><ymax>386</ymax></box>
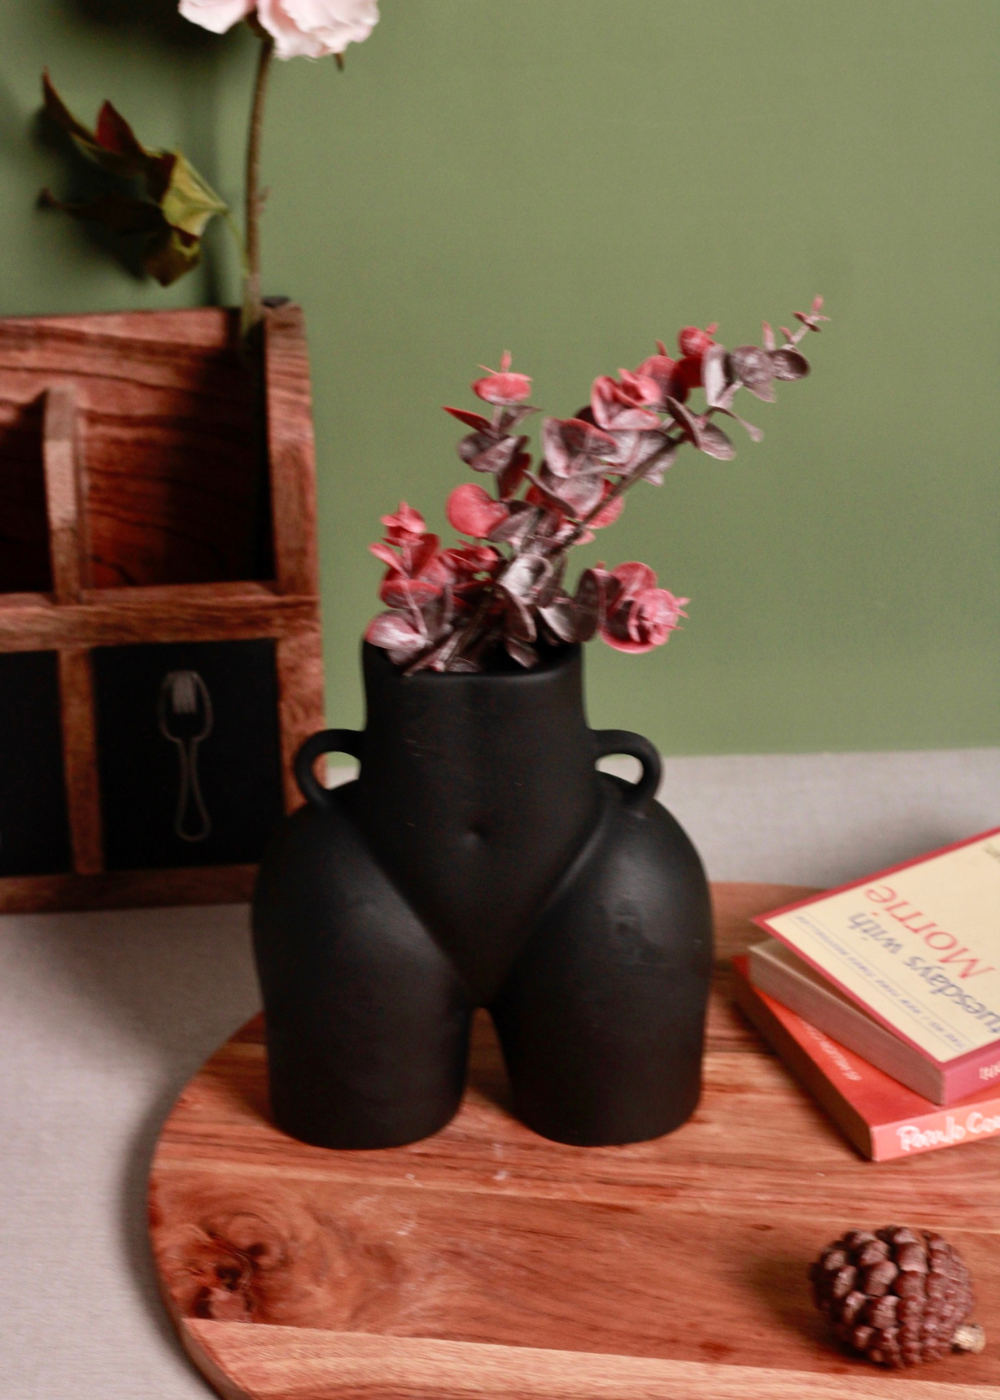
<box><xmin>0</xmin><ymin>651</ymin><xmax>72</xmax><ymax>876</ymax></box>
<box><xmin>94</xmin><ymin>638</ymin><xmax>285</xmax><ymax>871</ymax></box>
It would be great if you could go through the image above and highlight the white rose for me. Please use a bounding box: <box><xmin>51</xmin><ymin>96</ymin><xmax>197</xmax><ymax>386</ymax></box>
<box><xmin>179</xmin><ymin>0</ymin><xmax>379</xmax><ymax>57</ymax></box>
<box><xmin>179</xmin><ymin>0</ymin><xmax>255</xmax><ymax>33</ymax></box>
<box><xmin>256</xmin><ymin>0</ymin><xmax>380</xmax><ymax>59</ymax></box>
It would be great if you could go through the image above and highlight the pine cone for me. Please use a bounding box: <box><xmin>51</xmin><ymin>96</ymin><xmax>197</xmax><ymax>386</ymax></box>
<box><xmin>809</xmin><ymin>1226</ymin><xmax>985</xmax><ymax>1368</ymax></box>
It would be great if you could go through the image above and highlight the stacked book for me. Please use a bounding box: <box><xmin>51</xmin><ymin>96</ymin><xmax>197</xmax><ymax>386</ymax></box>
<box><xmin>735</xmin><ymin>826</ymin><xmax>1000</xmax><ymax>1161</ymax></box>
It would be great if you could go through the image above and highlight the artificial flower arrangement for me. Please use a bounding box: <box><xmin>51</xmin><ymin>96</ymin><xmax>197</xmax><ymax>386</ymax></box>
<box><xmin>40</xmin><ymin>1</ymin><xmax>379</xmax><ymax>329</ymax></box>
<box><xmin>366</xmin><ymin>301</ymin><xmax>827</xmax><ymax>674</ymax></box>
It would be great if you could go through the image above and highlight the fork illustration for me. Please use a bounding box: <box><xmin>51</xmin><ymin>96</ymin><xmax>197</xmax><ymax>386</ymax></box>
<box><xmin>158</xmin><ymin>671</ymin><xmax>214</xmax><ymax>842</ymax></box>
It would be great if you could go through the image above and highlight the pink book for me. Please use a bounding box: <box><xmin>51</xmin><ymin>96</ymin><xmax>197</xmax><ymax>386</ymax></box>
<box><xmin>751</xmin><ymin>827</ymin><xmax>1000</xmax><ymax>1106</ymax></box>
<box><xmin>732</xmin><ymin>955</ymin><xmax>1000</xmax><ymax>1162</ymax></box>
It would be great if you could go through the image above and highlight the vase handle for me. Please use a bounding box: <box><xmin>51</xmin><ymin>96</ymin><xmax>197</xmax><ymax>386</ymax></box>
<box><xmin>592</xmin><ymin>729</ymin><xmax>661</xmax><ymax>811</ymax></box>
<box><xmin>294</xmin><ymin>729</ymin><xmax>363</xmax><ymax>809</ymax></box>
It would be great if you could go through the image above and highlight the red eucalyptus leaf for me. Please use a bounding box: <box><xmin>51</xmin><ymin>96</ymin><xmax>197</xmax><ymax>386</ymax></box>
<box><xmin>601</xmin><ymin>583</ymin><xmax>688</xmax><ymax>654</ymax></box>
<box><xmin>400</xmin><ymin>532</ymin><xmax>442</xmax><ymax>578</ymax></box>
<box><xmin>500</xmin><ymin>588</ymin><xmax>537</xmax><ymax>642</ymax></box>
<box><xmin>470</xmin><ymin>435</ymin><xmax>528</xmax><ymax>475</ymax></box>
<box><xmin>446</xmin><ymin>482</ymin><xmax>509</xmax><ymax>539</ymax></box>
<box><xmin>590</xmin><ymin>483</ymin><xmax>624</xmax><ymax>529</ymax></box>
<box><xmin>665</xmin><ymin>396</ymin><xmax>702</xmax><ymax>443</ymax></box>
<box><xmin>504</xmin><ymin>637</ymin><xmax>539</xmax><ymax>668</ymax></box>
<box><xmin>702</xmin><ymin>343</ymin><xmax>733</xmax><ymax>409</ymax></box>
<box><xmin>543</xmin><ymin>416</ymin><xmax>619</xmax><ymax>478</ymax></box>
<box><xmin>365</xmin><ymin>611</ymin><xmax>426</xmax><ymax>654</ymax></box>
<box><xmin>488</xmin><ymin>501</ymin><xmax>541</xmax><ymax>547</ymax></box>
<box><xmin>637</xmin><ymin>441</ymin><xmax>679</xmax><ymax>485</ymax></box>
<box><xmin>458</xmin><ymin>430</ymin><xmax>494</xmax><ymax>466</ymax></box>
<box><xmin>498</xmin><ymin>405</ymin><xmax>538</xmax><ymax>433</ymax></box>
<box><xmin>379</xmin><ymin>574</ymin><xmax>442</xmax><ymax>609</ymax></box>
<box><xmin>502</xmin><ymin>551</ymin><xmax>552</xmax><ymax>602</ymax></box>
<box><xmin>369</xmin><ymin>540</ymin><xmax>400</xmax><ymax>569</ymax></box>
<box><xmin>678</xmin><ymin>324</ymin><xmax>717</xmax><ymax>358</ymax></box>
<box><xmin>769</xmin><ymin>347</ymin><xmax>810</xmax><ymax>381</ymax></box>
<box><xmin>498</xmin><ymin>450</ymin><xmax>530</xmax><ymax>499</ymax></box>
<box><xmin>443</xmin><ymin>405</ymin><xmax>491</xmax><ymax>432</ymax></box>
<box><xmin>380</xmin><ymin>501</ymin><xmax>426</xmax><ymax>543</ymax></box>
<box><xmin>695</xmin><ymin>420</ymin><xmax>737</xmax><ymax>460</ymax></box>
<box><xmin>730</xmin><ymin>345</ymin><xmax>775</xmax><ymax>402</ymax></box>
<box><xmin>537</xmin><ymin>554</ymin><xmax>567</xmax><ymax>608</ymax></box>
<box><xmin>591</xmin><ymin>375</ymin><xmax>661</xmax><ymax>432</ymax></box>
<box><xmin>472</xmin><ymin>354</ymin><xmax>532</xmax><ymax>406</ymax></box>
<box><xmin>610</xmin><ymin>561</ymin><xmax>658</xmax><ymax>601</ymax></box>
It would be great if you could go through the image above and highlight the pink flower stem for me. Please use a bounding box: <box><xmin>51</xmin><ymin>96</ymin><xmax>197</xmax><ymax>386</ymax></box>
<box><xmin>241</xmin><ymin>32</ymin><xmax>276</xmax><ymax>339</ymax></box>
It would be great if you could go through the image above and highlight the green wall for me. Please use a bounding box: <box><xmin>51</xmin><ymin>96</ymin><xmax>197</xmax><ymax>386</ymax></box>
<box><xmin>2</xmin><ymin>1</ymin><xmax>997</xmax><ymax>754</ymax></box>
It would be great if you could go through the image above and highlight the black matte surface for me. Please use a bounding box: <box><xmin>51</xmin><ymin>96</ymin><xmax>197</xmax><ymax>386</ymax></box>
<box><xmin>0</xmin><ymin>650</ymin><xmax>72</xmax><ymax>876</ymax></box>
<box><xmin>94</xmin><ymin>638</ymin><xmax>284</xmax><ymax>871</ymax></box>
<box><xmin>254</xmin><ymin>643</ymin><xmax>713</xmax><ymax>1150</ymax></box>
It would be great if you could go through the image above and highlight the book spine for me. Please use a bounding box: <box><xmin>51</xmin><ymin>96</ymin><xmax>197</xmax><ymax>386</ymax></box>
<box><xmin>942</xmin><ymin>1046</ymin><xmax>1000</xmax><ymax>1103</ymax></box>
<box><xmin>872</xmin><ymin>1099</ymin><xmax>1000</xmax><ymax>1160</ymax></box>
<box><xmin>748</xmin><ymin>946</ymin><xmax>943</xmax><ymax>1103</ymax></box>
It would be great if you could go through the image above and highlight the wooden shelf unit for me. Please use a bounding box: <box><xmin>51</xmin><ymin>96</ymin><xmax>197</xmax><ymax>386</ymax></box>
<box><xmin>0</xmin><ymin>303</ymin><xmax>324</xmax><ymax>912</ymax></box>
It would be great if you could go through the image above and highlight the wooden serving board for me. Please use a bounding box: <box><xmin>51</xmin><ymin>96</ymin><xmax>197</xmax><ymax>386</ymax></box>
<box><xmin>149</xmin><ymin>884</ymin><xmax>1000</xmax><ymax>1400</ymax></box>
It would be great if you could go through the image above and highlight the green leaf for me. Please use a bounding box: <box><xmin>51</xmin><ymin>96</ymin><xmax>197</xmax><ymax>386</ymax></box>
<box><xmin>40</xmin><ymin>71</ymin><xmax>229</xmax><ymax>286</ymax></box>
<box><xmin>144</xmin><ymin>228</ymin><xmax>203</xmax><ymax>287</ymax></box>
<box><xmin>160</xmin><ymin>153</ymin><xmax>228</xmax><ymax>240</ymax></box>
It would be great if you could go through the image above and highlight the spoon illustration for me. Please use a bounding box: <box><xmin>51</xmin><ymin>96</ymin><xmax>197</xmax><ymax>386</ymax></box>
<box><xmin>158</xmin><ymin>670</ymin><xmax>214</xmax><ymax>842</ymax></box>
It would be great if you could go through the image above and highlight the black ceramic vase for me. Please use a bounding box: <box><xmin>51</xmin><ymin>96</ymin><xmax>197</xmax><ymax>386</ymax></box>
<box><xmin>252</xmin><ymin>642</ymin><xmax>713</xmax><ymax>1150</ymax></box>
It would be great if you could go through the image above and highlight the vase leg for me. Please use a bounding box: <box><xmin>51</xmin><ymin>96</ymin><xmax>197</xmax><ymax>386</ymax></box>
<box><xmin>253</xmin><ymin>794</ymin><xmax>473</xmax><ymax>1150</ymax></box>
<box><xmin>491</xmin><ymin>778</ymin><xmax>714</xmax><ymax>1147</ymax></box>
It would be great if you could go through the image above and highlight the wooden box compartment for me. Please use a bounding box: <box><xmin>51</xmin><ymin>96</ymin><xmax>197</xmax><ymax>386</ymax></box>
<box><xmin>0</xmin><ymin>650</ymin><xmax>72</xmax><ymax>876</ymax></box>
<box><xmin>0</xmin><ymin>304</ymin><xmax>324</xmax><ymax>911</ymax></box>
<box><xmin>93</xmin><ymin>638</ymin><xmax>284</xmax><ymax>871</ymax></box>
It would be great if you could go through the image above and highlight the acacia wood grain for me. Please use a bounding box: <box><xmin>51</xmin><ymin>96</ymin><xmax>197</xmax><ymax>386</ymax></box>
<box><xmin>57</xmin><ymin>648</ymin><xmax>103</xmax><ymax>875</ymax></box>
<box><xmin>149</xmin><ymin>883</ymin><xmax>1000</xmax><ymax>1400</ymax></box>
<box><xmin>265</xmin><ymin>303</ymin><xmax>319</xmax><ymax>600</ymax></box>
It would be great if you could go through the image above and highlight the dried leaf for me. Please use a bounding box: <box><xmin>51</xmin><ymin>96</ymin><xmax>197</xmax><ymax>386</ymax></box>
<box><xmin>730</xmin><ymin>345</ymin><xmax>775</xmax><ymax>402</ymax></box>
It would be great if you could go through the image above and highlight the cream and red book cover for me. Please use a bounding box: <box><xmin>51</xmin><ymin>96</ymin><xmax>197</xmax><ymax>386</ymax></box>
<box><xmin>732</xmin><ymin>956</ymin><xmax>1000</xmax><ymax>1162</ymax></box>
<box><xmin>751</xmin><ymin>827</ymin><xmax>1000</xmax><ymax>1105</ymax></box>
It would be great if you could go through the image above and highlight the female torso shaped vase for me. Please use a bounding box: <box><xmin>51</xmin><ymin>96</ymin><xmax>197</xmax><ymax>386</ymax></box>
<box><xmin>252</xmin><ymin>642</ymin><xmax>713</xmax><ymax>1149</ymax></box>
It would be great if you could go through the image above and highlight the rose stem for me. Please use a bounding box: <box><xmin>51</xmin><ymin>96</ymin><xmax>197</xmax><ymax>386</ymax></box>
<box><xmin>242</xmin><ymin>32</ymin><xmax>276</xmax><ymax>339</ymax></box>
